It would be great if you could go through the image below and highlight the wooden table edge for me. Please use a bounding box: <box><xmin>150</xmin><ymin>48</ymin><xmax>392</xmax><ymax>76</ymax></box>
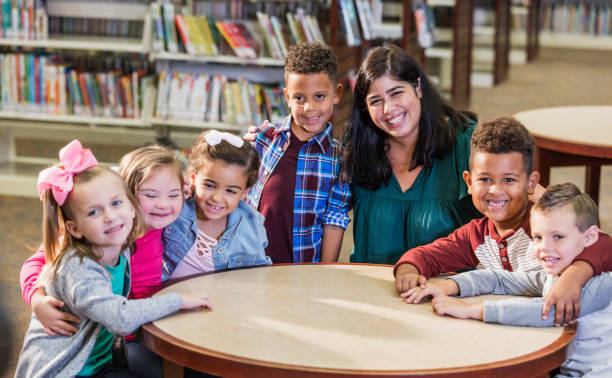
<box><xmin>530</xmin><ymin>133</ymin><xmax>612</xmax><ymax>160</ymax></box>
<box><xmin>141</xmin><ymin>264</ymin><xmax>575</xmax><ymax>377</ymax></box>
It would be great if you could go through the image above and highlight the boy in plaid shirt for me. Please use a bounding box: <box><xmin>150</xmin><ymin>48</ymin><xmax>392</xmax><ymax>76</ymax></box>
<box><xmin>247</xmin><ymin>42</ymin><xmax>350</xmax><ymax>263</ymax></box>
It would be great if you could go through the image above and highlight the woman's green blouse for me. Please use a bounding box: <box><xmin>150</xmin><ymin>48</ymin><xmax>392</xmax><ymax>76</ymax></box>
<box><xmin>350</xmin><ymin>122</ymin><xmax>482</xmax><ymax>265</ymax></box>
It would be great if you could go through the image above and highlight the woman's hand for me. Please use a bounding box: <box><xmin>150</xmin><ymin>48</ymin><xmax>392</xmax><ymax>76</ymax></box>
<box><xmin>31</xmin><ymin>291</ymin><xmax>80</xmax><ymax>336</ymax></box>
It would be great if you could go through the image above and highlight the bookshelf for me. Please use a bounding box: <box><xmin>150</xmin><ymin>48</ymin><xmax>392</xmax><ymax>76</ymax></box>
<box><xmin>539</xmin><ymin>0</ymin><xmax>612</xmax><ymax>50</ymax></box>
<box><xmin>149</xmin><ymin>0</ymin><xmax>330</xmax><ymax>141</ymax></box>
<box><xmin>509</xmin><ymin>0</ymin><xmax>540</xmax><ymax>62</ymax></box>
<box><xmin>0</xmin><ymin>0</ymin><xmax>156</xmax><ymax>196</ymax></box>
<box><xmin>369</xmin><ymin>0</ymin><xmax>474</xmax><ymax>108</ymax></box>
<box><xmin>0</xmin><ymin>0</ymin><xmax>345</xmax><ymax>196</ymax></box>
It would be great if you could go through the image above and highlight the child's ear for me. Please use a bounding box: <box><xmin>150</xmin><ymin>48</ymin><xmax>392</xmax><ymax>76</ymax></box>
<box><xmin>527</xmin><ymin>171</ymin><xmax>540</xmax><ymax>194</ymax></box>
<box><xmin>283</xmin><ymin>87</ymin><xmax>290</xmax><ymax>103</ymax></box>
<box><xmin>583</xmin><ymin>224</ymin><xmax>600</xmax><ymax>248</ymax></box>
<box><xmin>462</xmin><ymin>171</ymin><xmax>473</xmax><ymax>194</ymax></box>
<box><xmin>334</xmin><ymin>83</ymin><xmax>343</xmax><ymax>105</ymax></box>
<box><xmin>65</xmin><ymin>220</ymin><xmax>83</xmax><ymax>240</ymax></box>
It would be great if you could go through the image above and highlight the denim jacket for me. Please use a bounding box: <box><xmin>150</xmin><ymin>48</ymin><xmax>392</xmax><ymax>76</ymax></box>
<box><xmin>161</xmin><ymin>198</ymin><xmax>271</xmax><ymax>280</ymax></box>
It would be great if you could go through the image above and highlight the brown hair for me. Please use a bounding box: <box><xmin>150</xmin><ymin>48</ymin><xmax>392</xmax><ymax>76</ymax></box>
<box><xmin>469</xmin><ymin>117</ymin><xmax>535</xmax><ymax>174</ymax></box>
<box><xmin>39</xmin><ymin>165</ymin><xmax>145</xmax><ymax>284</ymax></box>
<box><xmin>189</xmin><ymin>131</ymin><xmax>260</xmax><ymax>188</ymax></box>
<box><xmin>533</xmin><ymin>183</ymin><xmax>598</xmax><ymax>232</ymax></box>
<box><xmin>118</xmin><ymin>145</ymin><xmax>186</xmax><ymax>197</ymax></box>
<box><xmin>284</xmin><ymin>42</ymin><xmax>338</xmax><ymax>83</ymax></box>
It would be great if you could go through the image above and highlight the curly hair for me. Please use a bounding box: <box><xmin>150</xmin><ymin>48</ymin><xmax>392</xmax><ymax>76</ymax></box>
<box><xmin>189</xmin><ymin>131</ymin><xmax>260</xmax><ymax>188</ymax></box>
<box><xmin>284</xmin><ymin>42</ymin><xmax>338</xmax><ymax>83</ymax></box>
<box><xmin>469</xmin><ymin>117</ymin><xmax>536</xmax><ymax>174</ymax></box>
<box><xmin>534</xmin><ymin>183</ymin><xmax>598</xmax><ymax>232</ymax></box>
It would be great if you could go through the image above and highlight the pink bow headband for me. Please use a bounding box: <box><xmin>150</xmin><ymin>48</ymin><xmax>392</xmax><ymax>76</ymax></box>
<box><xmin>37</xmin><ymin>140</ymin><xmax>99</xmax><ymax>205</ymax></box>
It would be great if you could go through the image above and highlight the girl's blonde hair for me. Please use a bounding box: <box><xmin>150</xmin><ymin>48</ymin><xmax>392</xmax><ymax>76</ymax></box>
<box><xmin>40</xmin><ymin>165</ymin><xmax>145</xmax><ymax>283</ymax></box>
<box><xmin>118</xmin><ymin>145</ymin><xmax>186</xmax><ymax>197</ymax></box>
<box><xmin>189</xmin><ymin>131</ymin><xmax>260</xmax><ymax>188</ymax></box>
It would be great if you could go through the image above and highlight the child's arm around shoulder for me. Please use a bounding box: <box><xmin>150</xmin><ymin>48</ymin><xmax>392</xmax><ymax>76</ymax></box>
<box><xmin>486</xmin><ymin>272</ymin><xmax>612</xmax><ymax>327</ymax></box>
<box><xmin>20</xmin><ymin>249</ymin><xmax>80</xmax><ymax>336</ymax></box>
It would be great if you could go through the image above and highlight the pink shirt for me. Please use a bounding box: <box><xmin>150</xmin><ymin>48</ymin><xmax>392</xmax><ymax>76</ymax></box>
<box><xmin>169</xmin><ymin>229</ymin><xmax>217</xmax><ymax>279</ymax></box>
<box><xmin>129</xmin><ymin>228</ymin><xmax>163</xmax><ymax>299</ymax></box>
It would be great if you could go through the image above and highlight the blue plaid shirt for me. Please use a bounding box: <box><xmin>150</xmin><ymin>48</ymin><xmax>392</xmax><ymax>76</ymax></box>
<box><xmin>247</xmin><ymin>115</ymin><xmax>351</xmax><ymax>262</ymax></box>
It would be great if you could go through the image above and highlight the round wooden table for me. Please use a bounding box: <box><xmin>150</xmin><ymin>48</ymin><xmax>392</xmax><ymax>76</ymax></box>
<box><xmin>515</xmin><ymin>106</ymin><xmax>612</xmax><ymax>204</ymax></box>
<box><xmin>141</xmin><ymin>264</ymin><xmax>574</xmax><ymax>378</ymax></box>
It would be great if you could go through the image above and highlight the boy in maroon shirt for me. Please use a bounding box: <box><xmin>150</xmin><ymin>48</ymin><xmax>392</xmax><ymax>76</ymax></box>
<box><xmin>394</xmin><ymin>117</ymin><xmax>612</xmax><ymax>325</ymax></box>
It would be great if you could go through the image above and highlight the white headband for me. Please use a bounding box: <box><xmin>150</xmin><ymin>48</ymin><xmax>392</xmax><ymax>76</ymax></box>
<box><xmin>204</xmin><ymin>130</ymin><xmax>244</xmax><ymax>148</ymax></box>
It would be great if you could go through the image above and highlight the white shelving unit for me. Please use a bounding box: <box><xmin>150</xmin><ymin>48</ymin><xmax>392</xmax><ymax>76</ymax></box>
<box><xmin>0</xmin><ymin>1</ymin><xmax>155</xmax><ymax>197</ymax></box>
<box><xmin>151</xmin><ymin>52</ymin><xmax>284</xmax><ymax>67</ymax></box>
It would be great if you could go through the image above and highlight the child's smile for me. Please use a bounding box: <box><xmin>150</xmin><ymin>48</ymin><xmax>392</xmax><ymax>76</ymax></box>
<box><xmin>464</xmin><ymin>151</ymin><xmax>539</xmax><ymax>235</ymax></box>
<box><xmin>531</xmin><ymin>206</ymin><xmax>598</xmax><ymax>276</ymax></box>
<box><xmin>191</xmin><ymin>159</ymin><xmax>248</xmax><ymax>237</ymax></box>
<box><xmin>284</xmin><ymin>72</ymin><xmax>342</xmax><ymax>141</ymax></box>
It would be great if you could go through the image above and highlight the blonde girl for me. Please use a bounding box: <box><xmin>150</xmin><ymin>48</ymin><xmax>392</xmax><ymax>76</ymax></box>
<box><xmin>15</xmin><ymin>140</ymin><xmax>210</xmax><ymax>378</ymax></box>
<box><xmin>164</xmin><ymin>130</ymin><xmax>271</xmax><ymax>279</ymax></box>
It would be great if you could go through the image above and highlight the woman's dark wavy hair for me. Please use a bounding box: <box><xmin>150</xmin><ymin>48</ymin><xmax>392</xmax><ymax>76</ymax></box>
<box><xmin>342</xmin><ymin>44</ymin><xmax>476</xmax><ymax>190</ymax></box>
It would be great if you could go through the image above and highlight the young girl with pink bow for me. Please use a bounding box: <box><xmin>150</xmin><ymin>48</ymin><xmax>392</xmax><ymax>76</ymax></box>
<box><xmin>15</xmin><ymin>140</ymin><xmax>211</xmax><ymax>378</ymax></box>
<box><xmin>163</xmin><ymin>130</ymin><xmax>271</xmax><ymax>279</ymax></box>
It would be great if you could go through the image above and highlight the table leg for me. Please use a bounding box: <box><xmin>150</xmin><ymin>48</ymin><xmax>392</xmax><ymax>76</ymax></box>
<box><xmin>535</xmin><ymin>148</ymin><xmax>551</xmax><ymax>187</ymax></box>
<box><xmin>585</xmin><ymin>164</ymin><xmax>601</xmax><ymax>205</ymax></box>
<box><xmin>162</xmin><ymin>359</ymin><xmax>184</xmax><ymax>378</ymax></box>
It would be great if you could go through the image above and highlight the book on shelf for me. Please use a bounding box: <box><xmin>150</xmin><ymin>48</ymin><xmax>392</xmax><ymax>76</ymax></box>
<box><xmin>338</xmin><ymin>0</ymin><xmax>361</xmax><ymax>46</ymax></box>
<box><xmin>412</xmin><ymin>0</ymin><xmax>436</xmax><ymax>48</ymax></box>
<box><xmin>162</xmin><ymin>3</ymin><xmax>178</xmax><ymax>53</ymax></box>
<box><xmin>0</xmin><ymin>52</ymin><xmax>150</xmax><ymax>119</ymax></box>
<box><xmin>355</xmin><ymin>0</ymin><xmax>374</xmax><ymax>40</ymax></box>
<box><xmin>215</xmin><ymin>20</ymin><xmax>257</xmax><ymax>59</ymax></box>
<box><xmin>540</xmin><ymin>1</ymin><xmax>611</xmax><ymax>37</ymax></box>
<box><xmin>154</xmin><ymin>69</ymin><xmax>287</xmax><ymax>126</ymax></box>
<box><xmin>1</xmin><ymin>0</ymin><xmax>46</xmax><ymax>39</ymax></box>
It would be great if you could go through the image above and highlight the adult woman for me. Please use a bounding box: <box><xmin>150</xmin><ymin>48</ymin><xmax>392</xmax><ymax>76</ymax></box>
<box><xmin>342</xmin><ymin>44</ymin><xmax>481</xmax><ymax>265</ymax></box>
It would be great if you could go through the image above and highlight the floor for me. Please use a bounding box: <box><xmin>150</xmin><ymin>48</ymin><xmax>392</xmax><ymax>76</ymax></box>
<box><xmin>2</xmin><ymin>47</ymin><xmax>612</xmax><ymax>377</ymax></box>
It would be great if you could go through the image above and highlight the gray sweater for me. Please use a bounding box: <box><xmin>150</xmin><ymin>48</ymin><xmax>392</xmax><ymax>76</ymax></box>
<box><xmin>15</xmin><ymin>249</ymin><xmax>182</xmax><ymax>378</ymax></box>
<box><xmin>450</xmin><ymin>270</ymin><xmax>612</xmax><ymax>377</ymax></box>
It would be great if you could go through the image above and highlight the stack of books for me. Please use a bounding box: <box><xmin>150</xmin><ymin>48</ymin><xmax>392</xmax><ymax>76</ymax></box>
<box><xmin>151</xmin><ymin>2</ymin><xmax>326</xmax><ymax>59</ymax></box>
<box><xmin>540</xmin><ymin>1</ymin><xmax>611</xmax><ymax>36</ymax></box>
<box><xmin>155</xmin><ymin>70</ymin><xmax>289</xmax><ymax>126</ymax></box>
<box><xmin>0</xmin><ymin>53</ymin><xmax>152</xmax><ymax>119</ymax></box>
<box><xmin>0</xmin><ymin>0</ymin><xmax>47</xmax><ymax>39</ymax></box>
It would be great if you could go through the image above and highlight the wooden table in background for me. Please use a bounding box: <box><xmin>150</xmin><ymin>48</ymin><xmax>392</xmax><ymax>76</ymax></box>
<box><xmin>141</xmin><ymin>264</ymin><xmax>574</xmax><ymax>378</ymax></box>
<box><xmin>515</xmin><ymin>106</ymin><xmax>612</xmax><ymax>204</ymax></box>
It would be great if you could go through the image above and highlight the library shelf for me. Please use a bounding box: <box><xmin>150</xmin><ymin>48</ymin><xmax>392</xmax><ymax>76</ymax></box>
<box><xmin>150</xmin><ymin>118</ymin><xmax>249</xmax><ymax>133</ymax></box>
<box><xmin>0</xmin><ymin>36</ymin><xmax>148</xmax><ymax>53</ymax></box>
<box><xmin>0</xmin><ymin>112</ymin><xmax>149</xmax><ymax>128</ymax></box>
<box><xmin>151</xmin><ymin>52</ymin><xmax>284</xmax><ymax>67</ymax></box>
<box><xmin>539</xmin><ymin>33</ymin><xmax>612</xmax><ymax>50</ymax></box>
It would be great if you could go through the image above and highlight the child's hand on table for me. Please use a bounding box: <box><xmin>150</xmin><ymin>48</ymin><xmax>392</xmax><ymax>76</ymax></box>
<box><xmin>31</xmin><ymin>290</ymin><xmax>80</xmax><ymax>336</ymax></box>
<box><xmin>401</xmin><ymin>283</ymin><xmax>444</xmax><ymax>304</ymax></box>
<box><xmin>395</xmin><ymin>264</ymin><xmax>427</xmax><ymax>293</ymax></box>
<box><xmin>180</xmin><ymin>293</ymin><xmax>213</xmax><ymax>311</ymax></box>
<box><xmin>431</xmin><ymin>295</ymin><xmax>483</xmax><ymax>320</ymax></box>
